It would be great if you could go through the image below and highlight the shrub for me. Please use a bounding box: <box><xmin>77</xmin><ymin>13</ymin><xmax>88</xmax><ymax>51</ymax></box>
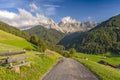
<box><xmin>69</xmin><ymin>48</ymin><xmax>76</xmax><ymax>57</ymax></box>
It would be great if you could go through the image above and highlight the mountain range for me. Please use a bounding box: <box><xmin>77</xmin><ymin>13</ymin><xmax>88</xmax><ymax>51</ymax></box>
<box><xmin>20</xmin><ymin>16</ymin><xmax>97</xmax><ymax>33</ymax></box>
<box><xmin>58</xmin><ymin>17</ymin><xmax>96</xmax><ymax>33</ymax></box>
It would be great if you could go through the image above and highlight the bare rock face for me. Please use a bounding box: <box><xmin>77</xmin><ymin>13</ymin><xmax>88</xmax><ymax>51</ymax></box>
<box><xmin>58</xmin><ymin>17</ymin><xmax>82</xmax><ymax>33</ymax></box>
<box><xmin>58</xmin><ymin>16</ymin><xmax>97</xmax><ymax>33</ymax></box>
<box><xmin>36</xmin><ymin>15</ymin><xmax>64</xmax><ymax>32</ymax></box>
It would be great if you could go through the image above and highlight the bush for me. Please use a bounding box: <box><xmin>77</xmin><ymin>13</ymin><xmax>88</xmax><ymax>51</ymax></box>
<box><xmin>62</xmin><ymin>51</ymin><xmax>70</xmax><ymax>57</ymax></box>
<box><xmin>69</xmin><ymin>48</ymin><xmax>76</xmax><ymax>57</ymax></box>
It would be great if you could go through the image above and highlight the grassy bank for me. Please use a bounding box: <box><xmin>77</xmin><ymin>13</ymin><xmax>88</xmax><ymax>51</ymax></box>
<box><xmin>75</xmin><ymin>53</ymin><xmax>120</xmax><ymax>66</ymax></box>
<box><xmin>74</xmin><ymin>53</ymin><xmax>120</xmax><ymax>80</ymax></box>
<box><xmin>0</xmin><ymin>43</ymin><xmax>62</xmax><ymax>80</ymax></box>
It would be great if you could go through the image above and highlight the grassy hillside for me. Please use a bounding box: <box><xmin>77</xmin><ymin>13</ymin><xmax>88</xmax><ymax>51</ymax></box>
<box><xmin>0</xmin><ymin>30</ymin><xmax>35</xmax><ymax>49</ymax></box>
<box><xmin>0</xmin><ymin>21</ymin><xmax>29</xmax><ymax>40</ymax></box>
<box><xmin>60</xmin><ymin>14</ymin><xmax>120</xmax><ymax>54</ymax></box>
<box><xmin>0</xmin><ymin>43</ymin><xmax>22</xmax><ymax>52</ymax></box>
<box><xmin>0</xmin><ymin>28</ymin><xmax>62</xmax><ymax>80</ymax></box>
<box><xmin>0</xmin><ymin>43</ymin><xmax>62</xmax><ymax>80</ymax></box>
<box><xmin>74</xmin><ymin>53</ymin><xmax>120</xmax><ymax>80</ymax></box>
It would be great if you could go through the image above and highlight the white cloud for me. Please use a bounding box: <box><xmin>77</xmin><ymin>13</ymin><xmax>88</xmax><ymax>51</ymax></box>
<box><xmin>45</xmin><ymin>7</ymin><xmax>56</xmax><ymax>16</ymax></box>
<box><xmin>43</xmin><ymin>4</ymin><xmax>60</xmax><ymax>16</ymax></box>
<box><xmin>87</xmin><ymin>16</ymin><xmax>92</xmax><ymax>20</ymax></box>
<box><xmin>29</xmin><ymin>3</ymin><xmax>39</xmax><ymax>12</ymax></box>
<box><xmin>0</xmin><ymin>10</ymin><xmax>17</xmax><ymax>19</ymax></box>
<box><xmin>0</xmin><ymin>8</ymin><xmax>42</xmax><ymax>28</ymax></box>
<box><xmin>29</xmin><ymin>3</ymin><xmax>58</xmax><ymax>16</ymax></box>
<box><xmin>44</xmin><ymin>4</ymin><xmax>60</xmax><ymax>8</ymax></box>
<box><xmin>0</xmin><ymin>3</ymin><xmax>59</xmax><ymax>28</ymax></box>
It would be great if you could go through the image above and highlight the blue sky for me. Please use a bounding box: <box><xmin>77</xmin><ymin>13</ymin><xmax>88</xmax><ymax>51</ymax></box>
<box><xmin>0</xmin><ymin>0</ymin><xmax>120</xmax><ymax>23</ymax></box>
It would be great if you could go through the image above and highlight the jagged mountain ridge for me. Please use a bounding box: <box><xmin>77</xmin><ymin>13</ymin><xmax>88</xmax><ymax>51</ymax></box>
<box><xmin>20</xmin><ymin>16</ymin><xmax>97</xmax><ymax>33</ymax></box>
<box><xmin>58</xmin><ymin>16</ymin><xmax>97</xmax><ymax>33</ymax></box>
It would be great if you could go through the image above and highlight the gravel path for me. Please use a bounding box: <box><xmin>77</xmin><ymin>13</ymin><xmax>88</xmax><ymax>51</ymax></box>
<box><xmin>41</xmin><ymin>58</ymin><xmax>99</xmax><ymax>80</ymax></box>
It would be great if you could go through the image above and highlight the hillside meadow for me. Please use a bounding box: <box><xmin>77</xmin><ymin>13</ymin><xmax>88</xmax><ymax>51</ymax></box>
<box><xmin>0</xmin><ymin>30</ymin><xmax>62</xmax><ymax>80</ymax></box>
<box><xmin>74</xmin><ymin>53</ymin><xmax>120</xmax><ymax>80</ymax></box>
<box><xmin>0</xmin><ymin>30</ymin><xmax>35</xmax><ymax>49</ymax></box>
<box><xmin>0</xmin><ymin>43</ymin><xmax>62</xmax><ymax>80</ymax></box>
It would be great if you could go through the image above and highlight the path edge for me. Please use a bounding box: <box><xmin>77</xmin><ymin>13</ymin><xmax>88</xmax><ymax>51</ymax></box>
<box><xmin>40</xmin><ymin>58</ymin><xmax>64</xmax><ymax>80</ymax></box>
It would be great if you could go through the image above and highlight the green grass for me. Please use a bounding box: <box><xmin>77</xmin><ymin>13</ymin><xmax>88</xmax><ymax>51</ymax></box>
<box><xmin>0</xmin><ymin>43</ymin><xmax>62</xmax><ymax>80</ymax></box>
<box><xmin>0</xmin><ymin>30</ymin><xmax>23</xmax><ymax>40</ymax></box>
<box><xmin>0</xmin><ymin>30</ymin><xmax>35</xmax><ymax>49</ymax></box>
<box><xmin>0</xmin><ymin>43</ymin><xmax>22</xmax><ymax>52</ymax></box>
<box><xmin>0</xmin><ymin>40</ymin><xmax>35</xmax><ymax>49</ymax></box>
<box><xmin>75</xmin><ymin>53</ymin><xmax>120</xmax><ymax>66</ymax></box>
<box><xmin>74</xmin><ymin>53</ymin><xmax>120</xmax><ymax>80</ymax></box>
<box><xmin>0</xmin><ymin>29</ymin><xmax>62</xmax><ymax>80</ymax></box>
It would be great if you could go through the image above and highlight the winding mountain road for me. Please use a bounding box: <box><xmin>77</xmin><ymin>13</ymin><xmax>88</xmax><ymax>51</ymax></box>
<box><xmin>41</xmin><ymin>58</ymin><xmax>99</xmax><ymax>80</ymax></box>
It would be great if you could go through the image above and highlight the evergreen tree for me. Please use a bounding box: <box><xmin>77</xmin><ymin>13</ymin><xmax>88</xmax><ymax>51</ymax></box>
<box><xmin>30</xmin><ymin>35</ymin><xmax>38</xmax><ymax>45</ymax></box>
<box><xmin>37</xmin><ymin>39</ymin><xmax>46</xmax><ymax>52</ymax></box>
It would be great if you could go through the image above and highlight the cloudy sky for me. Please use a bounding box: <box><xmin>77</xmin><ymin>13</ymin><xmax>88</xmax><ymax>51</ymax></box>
<box><xmin>0</xmin><ymin>0</ymin><xmax>120</xmax><ymax>27</ymax></box>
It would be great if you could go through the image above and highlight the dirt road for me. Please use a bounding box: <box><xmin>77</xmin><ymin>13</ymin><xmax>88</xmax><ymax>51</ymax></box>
<box><xmin>41</xmin><ymin>58</ymin><xmax>99</xmax><ymax>80</ymax></box>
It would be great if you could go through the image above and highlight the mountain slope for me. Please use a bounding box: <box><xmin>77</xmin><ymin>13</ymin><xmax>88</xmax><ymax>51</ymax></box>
<box><xmin>60</xmin><ymin>14</ymin><xmax>120</xmax><ymax>54</ymax></box>
<box><xmin>25</xmin><ymin>25</ymin><xmax>65</xmax><ymax>44</ymax></box>
<box><xmin>0</xmin><ymin>21</ymin><xmax>30</xmax><ymax>40</ymax></box>
<box><xmin>0</xmin><ymin>30</ymin><xmax>35</xmax><ymax>49</ymax></box>
<box><xmin>59</xmin><ymin>32</ymin><xmax>82</xmax><ymax>46</ymax></box>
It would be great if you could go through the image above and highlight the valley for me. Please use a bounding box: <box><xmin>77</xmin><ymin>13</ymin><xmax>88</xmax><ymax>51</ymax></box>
<box><xmin>0</xmin><ymin>14</ymin><xmax>120</xmax><ymax>80</ymax></box>
<box><xmin>0</xmin><ymin>0</ymin><xmax>120</xmax><ymax>80</ymax></box>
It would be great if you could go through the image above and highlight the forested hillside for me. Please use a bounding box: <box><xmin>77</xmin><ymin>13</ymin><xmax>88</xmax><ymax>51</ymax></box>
<box><xmin>60</xmin><ymin>14</ymin><xmax>120</xmax><ymax>54</ymax></box>
<box><xmin>25</xmin><ymin>25</ymin><xmax>65</xmax><ymax>44</ymax></box>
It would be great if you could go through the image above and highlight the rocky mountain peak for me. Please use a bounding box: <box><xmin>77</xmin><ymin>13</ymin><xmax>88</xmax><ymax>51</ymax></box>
<box><xmin>61</xmin><ymin>16</ymin><xmax>80</xmax><ymax>24</ymax></box>
<box><xmin>58</xmin><ymin>17</ymin><xmax>97</xmax><ymax>33</ymax></box>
